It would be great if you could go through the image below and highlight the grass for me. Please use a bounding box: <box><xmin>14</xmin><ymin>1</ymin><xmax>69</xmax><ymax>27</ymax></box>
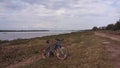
<box><xmin>0</xmin><ymin>31</ymin><xmax>113</xmax><ymax>68</ymax></box>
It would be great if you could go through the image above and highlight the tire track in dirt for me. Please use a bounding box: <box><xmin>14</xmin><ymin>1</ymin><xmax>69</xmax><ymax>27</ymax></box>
<box><xmin>6</xmin><ymin>54</ymin><xmax>42</xmax><ymax>68</ymax></box>
<box><xmin>95</xmin><ymin>32</ymin><xmax>120</xmax><ymax>42</ymax></box>
<box><xmin>95</xmin><ymin>32</ymin><xmax>120</xmax><ymax>68</ymax></box>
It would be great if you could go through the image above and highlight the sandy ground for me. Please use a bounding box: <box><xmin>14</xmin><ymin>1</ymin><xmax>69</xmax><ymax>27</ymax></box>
<box><xmin>95</xmin><ymin>32</ymin><xmax>120</xmax><ymax>68</ymax></box>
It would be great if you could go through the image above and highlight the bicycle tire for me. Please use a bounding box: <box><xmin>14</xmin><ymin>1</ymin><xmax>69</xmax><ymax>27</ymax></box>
<box><xmin>56</xmin><ymin>46</ymin><xmax>68</xmax><ymax>60</ymax></box>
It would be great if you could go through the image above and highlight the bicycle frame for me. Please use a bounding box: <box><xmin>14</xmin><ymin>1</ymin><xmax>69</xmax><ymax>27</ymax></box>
<box><xmin>42</xmin><ymin>39</ymin><xmax>68</xmax><ymax>60</ymax></box>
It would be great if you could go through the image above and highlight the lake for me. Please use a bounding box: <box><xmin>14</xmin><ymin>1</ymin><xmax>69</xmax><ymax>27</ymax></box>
<box><xmin>0</xmin><ymin>30</ymin><xmax>74</xmax><ymax>40</ymax></box>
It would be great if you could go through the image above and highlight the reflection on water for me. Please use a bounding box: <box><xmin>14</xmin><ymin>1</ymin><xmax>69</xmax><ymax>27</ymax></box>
<box><xmin>0</xmin><ymin>30</ymin><xmax>74</xmax><ymax>40</ymax></box>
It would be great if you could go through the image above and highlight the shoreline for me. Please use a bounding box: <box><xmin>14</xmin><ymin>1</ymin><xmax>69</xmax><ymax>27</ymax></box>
<box><xmin>0</xmin><ymin>30</ymin><xmax>77</xmax><ymax>41</ymax></box>
<box><xmin>0</xmin><ymin>31</ymin><xmax>76</xmax><ymax>44</ymax></box>
<box><xmin>0</xmin><ymin>30</ymin><xmax>49</xmax><ymax>32</ymax></box>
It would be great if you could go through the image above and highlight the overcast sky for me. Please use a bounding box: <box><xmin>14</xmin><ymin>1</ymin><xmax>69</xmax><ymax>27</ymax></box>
<box><xmin>0</xmin><ymin>0</ymin><xmax>120</xmax><ymax>30</ymax></box>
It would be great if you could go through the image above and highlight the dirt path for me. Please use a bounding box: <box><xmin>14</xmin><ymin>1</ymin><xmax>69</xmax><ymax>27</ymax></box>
<box><xmin>95</xmin><ymin>32</ymin><xmax>120</xmax><ymax>68</ymax></box>
<box><xmin>95</xmin><ymin>32</ymin><xmax>120</xmax><ymax>41</ymax></box>
<box><xmin>6</xmin><ymin>54</ymin><xmax>42</xmax><ymax>68</ymax></box>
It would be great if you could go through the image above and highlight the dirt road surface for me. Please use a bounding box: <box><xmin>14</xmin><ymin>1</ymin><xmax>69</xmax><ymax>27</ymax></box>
<box><xmin>95</xmin><ymin>32</ymin><xmax>120</xmax><ymax>68</ymax></box>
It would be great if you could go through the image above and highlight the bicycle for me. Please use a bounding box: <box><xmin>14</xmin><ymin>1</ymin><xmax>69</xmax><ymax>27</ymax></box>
<box><xmin>41</xmin><ymin>39</ymin><xmax>68</xmax><ymax>60</ymax></box>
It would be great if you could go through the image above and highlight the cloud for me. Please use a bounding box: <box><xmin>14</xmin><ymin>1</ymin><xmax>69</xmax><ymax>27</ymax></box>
<box><xmin>0</xmin><ymin>0</ymin><xmax>120</xmax><ymax>30</ymax></box>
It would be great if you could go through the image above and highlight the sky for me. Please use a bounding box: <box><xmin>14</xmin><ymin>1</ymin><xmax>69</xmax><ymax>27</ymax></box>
<box><xmin>0</xmin><ymin>0</ymin><xmax>120</xmax><ymax>30</ymax></box>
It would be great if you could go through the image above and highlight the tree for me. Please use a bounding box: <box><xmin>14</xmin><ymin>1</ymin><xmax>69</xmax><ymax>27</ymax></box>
<box><xmin>114</xmin><ymin>21</ymin><xmax>120</xmax><ymax>30</ymax></box>
<box><xmin>106</xmin><ymin>24</ymin><xmax>114</xmax><ymax>30</ymax></box>
<box><xmin>92</xmin><ymin>26</ymin><xmax>98</xmax><ymax>31</ymax></box>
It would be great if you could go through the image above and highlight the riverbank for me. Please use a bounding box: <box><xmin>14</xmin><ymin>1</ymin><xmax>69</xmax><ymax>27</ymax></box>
<box><xmin>0</xmin><ymin>30</ymin><xmax>49</xmax><ymax>32</ymax></box>
<box><xmin>0</xmin><ymin>30</ymin><xmax>74</xmax><ymax>40</ymax></box>
<box><xmin>0</xmin><ymin>31</ymin><xmax>114</xmax><ymax>68</ymax></box>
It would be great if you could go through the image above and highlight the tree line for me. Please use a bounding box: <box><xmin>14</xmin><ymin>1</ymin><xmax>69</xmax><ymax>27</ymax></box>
<box><xmin>92</xmin><ymin>19</ymin><xmax>120</xmax><ymax>31</ymax></box>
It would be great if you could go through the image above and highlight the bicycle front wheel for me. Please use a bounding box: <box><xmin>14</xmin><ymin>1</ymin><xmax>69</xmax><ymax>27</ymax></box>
<box><xmin>56</xmin><ymin>46</ymin><xmax>68</xmax><ymax>60</ymax></box>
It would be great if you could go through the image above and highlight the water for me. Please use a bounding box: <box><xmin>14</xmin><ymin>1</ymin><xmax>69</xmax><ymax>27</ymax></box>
<box><xmin>0</xmin><ymin>30</ymin><xmax>74</xmax><ymax>40</ymax></box>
